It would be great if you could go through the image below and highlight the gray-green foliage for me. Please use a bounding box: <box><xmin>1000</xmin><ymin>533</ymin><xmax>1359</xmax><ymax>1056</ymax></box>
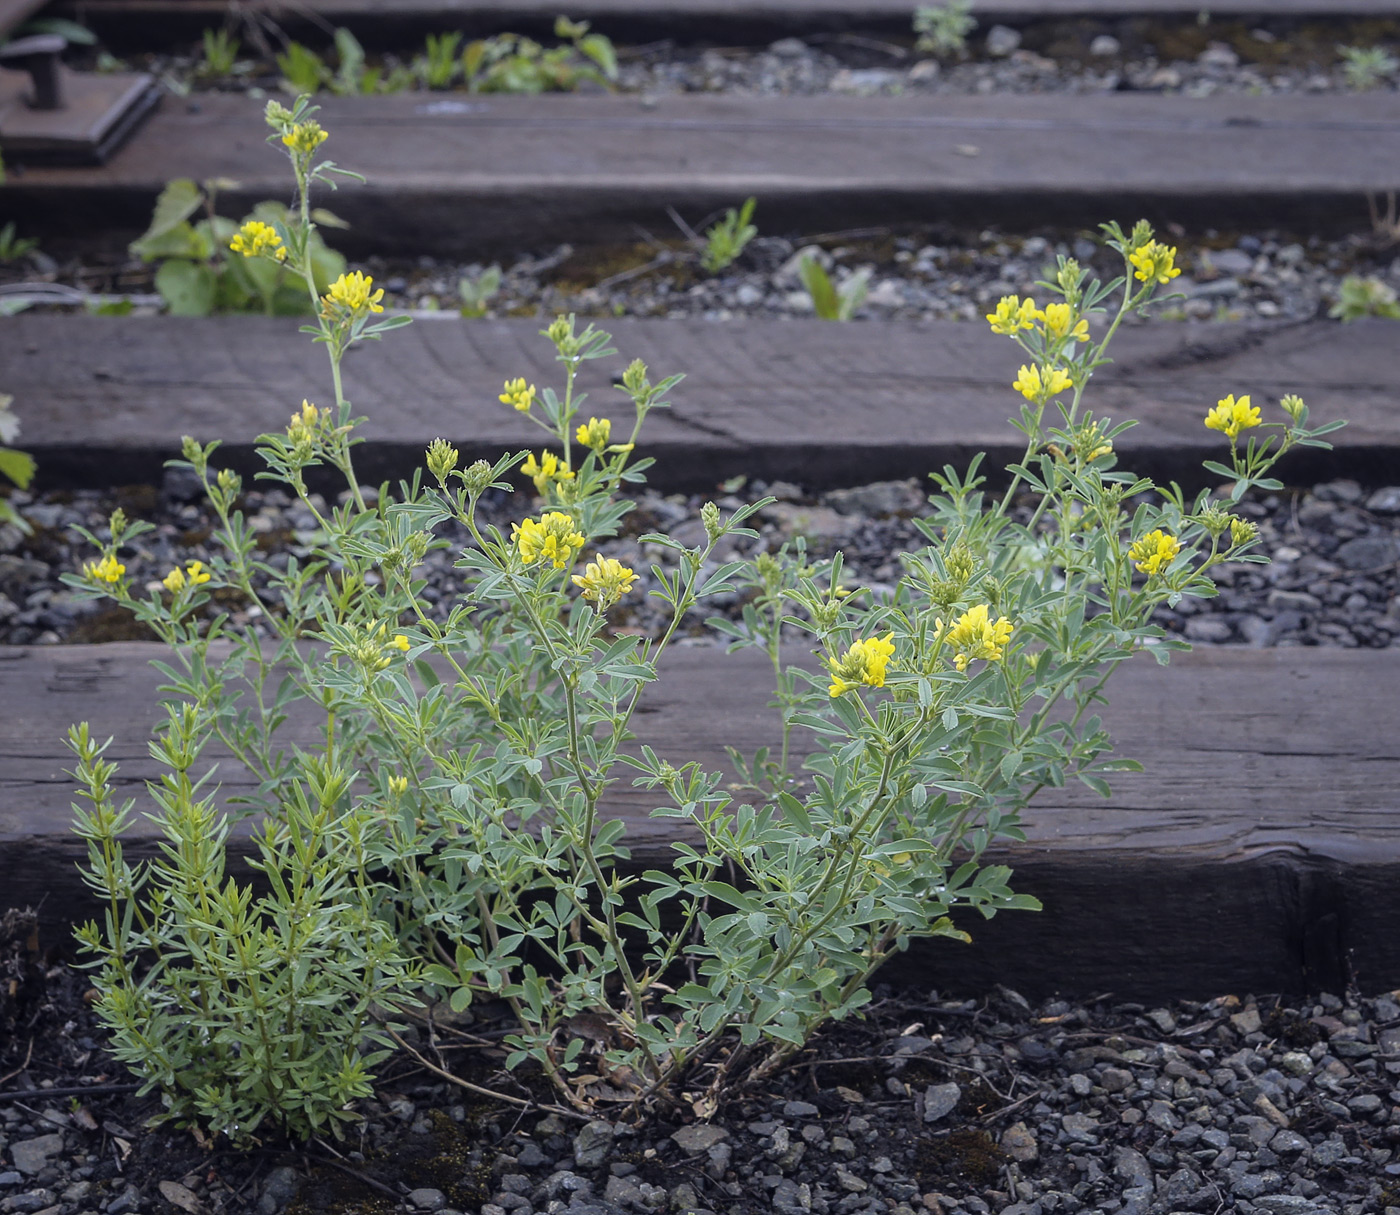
<box><xmin>913</xmin><ymin>0</ymin><xmax>977</xmax><ymax>58</ymax></box>
<box><xmin>70</xmin><ymin>711</ymin><xmax>406</xmax><ymax>1145</ymax></box>
<box><xmin>701</xmin><ymin>197</ymin><xmax>758</xmax><ymax>274</ymax></box>
<box><xmin>129</xmin><ymin>178</ymin><xmax>345</xmax><ymax>316</ymax></box>
<box><xmin>798</xmin><ymin>252</ymin><xmax>870</xmax><ymax>320</ymax></box>
<box><xmin>66</xmin><ymin>99</ymin><xmax>1347</xmax><ymax>1138</ymax></box>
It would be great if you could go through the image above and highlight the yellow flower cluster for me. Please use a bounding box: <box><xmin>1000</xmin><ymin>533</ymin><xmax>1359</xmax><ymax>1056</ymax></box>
<box><xmin>986</xmin><ymin>296</ymin><xmax>1089</xmax><ymax>344</ymax></box>
<box><xmin>986</xmin><ymin>295</ymin><xmax>1039</xmax><ymax>335</ymax></box>
<box><xmin>1128</xmin><ymin>529</ymin><xmax>1181</xmax><ymax>577</ymax></box>
<box><xmin>1038</xmin><ymin>302</ymin><xmax>1090</xmax><ymax>343</ymax></box>
<box><xmin>281</xmin><ymin>121</ymin><xmax>328</xmax><ymax>155</ymax></box>
<box><xmin>163</xmin><ymin>560</ymin><xmax>212</xmax><ymax>593</ymax></box>
<box><xmin>572</xmin><ymin>553</ymin><xmax>638</xmax><ymax>609</ymax></box>
<box><xmin>827</xmin><ymin>633</ymin><xmax>895</xmax><ymax>697</ymax></box>
<box><xmin>229</xmin><ymin>220</ymin><xmax>287</xmax><ymax>262</ymax></box>
<box><xmin>937</xmin><ymin>604</ymin><xmax>1013</xmax><ymax>672</ymax></box>
<box><xmin>322</xmin><ymin>271</ymin><xmax>384</xmax><ymax>317</ymax></box>
<box><xmin>500</xmin><ymin>378</ymin><xmax>536</xmax><ymax>412</ymax></box>
<box><xmin>575</xmin><ymin>417</ymin><xmax>612</xmax><ymax>451</ymax></box>
<box><xmin>84</xmin><ymin>554</ymin><xmax>126</xmax><ymax>585</ymax></box>
<box><xmin>1203</xmin><ymin>393</ymin><xmax>1262</xmax><ymax>442</ymax></box>
<box><xmin>521</xmin><ymin>450</ymin><xmax>574</xmax><ymax>496</ymax></box>
<box><xmin>1128</xmin><ymin>240</ymin><xmax>1182</xmax><ymax>286</ymax></box>
<box><xmin>514</xmin><ymin>512</ymin><xmax>585</xmax><ymax>569</ymax></box>
<box><xmin>1013</xmin><ymin>364</ymin><xmax>1073</xmax><ymax>403</ymax></box>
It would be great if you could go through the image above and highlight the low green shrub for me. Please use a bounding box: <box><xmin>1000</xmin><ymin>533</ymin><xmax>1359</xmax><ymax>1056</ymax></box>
<box><xmin>70</xmin><ymin>97</ymin><xmax>1342</xmax><ymax>1144</ymax></box>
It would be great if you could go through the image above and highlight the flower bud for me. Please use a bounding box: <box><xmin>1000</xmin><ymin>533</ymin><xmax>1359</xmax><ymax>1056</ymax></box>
<box><xmin>622</xmin><ymin>358</ymin><xmax>649</xmax><ymax>395</ymax></box>
<box><xmin>463</xmin><ymin>459</ymin><xmax>493</xmax><ymax>494</ymax></box>
<box><xmin>701</xmin><ymin>501</ymin><xmax>722</xmax><ymax>543</ymax></box>
<box><xmin>426</xmin><ymin>437</ymin><xmax>460</xmax><ymax>485</ymax></box>
<box><xmin>1229</xmin><ymin>518</ymin><xmax>1258</xmax><ymax>549</ymax></box>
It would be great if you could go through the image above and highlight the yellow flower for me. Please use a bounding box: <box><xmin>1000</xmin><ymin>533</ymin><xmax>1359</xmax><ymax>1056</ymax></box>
<box><xmin>1037</xmin><ymin>302</ymin><xmax>1089</xmax><ymax>343</ymax></box>
<box><xmin>1013</xmin><ymin>364</ymin><xmax>1073</xmax><ymax>402</ymax></box>
<box><xmin>228</xmin><ymin>220</ymin><xmax>286</xmax><ymax>262</ymax></box>
<box><xmin>1203</xmin><ymin>393</ymin><xmax>1262</xmax><ymax>442</ymax></box>
<box><xmin>1128</xmin><ymin>529</ymin><xmax>1181</xmax><ymax>577</ymax></box>
<box><xmin>827</xmin><ymin>633</ymin><xmax>896</xmax><ymax>698</ymax></box>
<box><xmin>936</xmin><ymin>604</ymin><xmax>1013</xmax><ymax>672</ymax></box>
<box><xmin>1128</xmin><ymin>240</ymin><xmax>1182</xmax><ymax>285</ymax></box>
<box><xmin>572</xmin><ymin>553</ymin><xmax>638</xmax><ymax>609</ymax></box>
<box><xmin>390</xmin><ymin>634</ymin><xmax>411</xmax><ymax>651</ymax></box>
<box><xmin>987</xmin><ymin>294</ymin><xmax>1039</xmax><ymax>336</ymax></box>
<box><xmin>281</xmin><ymin>121</ymin><xmax>328</xmax><ymax>155</ymax></box>
<box><xmin>84</xmin><ymin>554</ymin><xmax>126</xmax><ymax>585</ymax></box>
<box><xmin>500</xmin><ymin>378</ymin><xmax>536</xmax><ymax>412</ymax></box>
<box><xmin>388</xmin><ymin>774</ymin><xmax>409</xmax><ymax>797</ymax></box>
<box><xmin>163</xmin><ymin>560</ymin><xmax>212</xmax><ymax>593</ymax></box>
<box><xmin>322</xmin><ymin>271</ymin><xmax>384</xmax><ymax>316</ymax></box>
<box><xmin>514</xmin><ymin>512</ymin><xmax>585</xmax><ymax>570</ymax></box>
<box><xmin>520</xmin><ymin>450</ymin><xmax>574</xmax><ymax>496</ymax></box>
<box><xmin>576</xmin><ymin>417</ymin><xmax>612</xmax><ymax>451</ymax></box>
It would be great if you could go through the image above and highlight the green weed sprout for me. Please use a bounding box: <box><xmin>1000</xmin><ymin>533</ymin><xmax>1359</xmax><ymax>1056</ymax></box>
<box><xmin>0</xmin><ymin>393</ymin><xmax>36</xmax><ymax>536</ymax></box>
<box><xmin>459</xmin><ymin>263</ymin><xmax>503</xmax><ymax>316</ymax></box>
<box><xmin>463</xmin><ymin>16</ymin><xmax>617</xmax><ymax>93</ymax></box>
<box><xmin>1338</xmin><ymin>44</ymin><xmax>1398</xmax><ymax>90</ymax></box>
<box><xmin>198</xmin><ymin>27</ymin><xmax>240</xmax><ymax>77</ymax></box>
<box><xmin>701</xmin><ymin>197</ymin><xmax>758</xmax><ymax>274</ymax></box>
<box><xmin>0</xmin><ymin>221</ymin><xmax>38</xmax><ymax>263</ymax></box>
<box><xmin>1329</xmin><ymin>274</ymin><xmax>1400</xmax><ymax>322</ymax></box>
<box><xmin>415</xmin><ymin>30</ymin><xmax>464</xmax><ymax>88</ymax></box>
<box><xmin>278</xmin><ymin>29</ymin><xmax>411</xmax><ymax>96</ymax></box>
<box><xmin>799</xmin><ymin>252</ymin><xmax>870</xmax><ymax>320</ymax></box>
<box><xmin>914</xmin><ymin>0</ymin><xmax>977</xmax><ymax>58</ymax></box>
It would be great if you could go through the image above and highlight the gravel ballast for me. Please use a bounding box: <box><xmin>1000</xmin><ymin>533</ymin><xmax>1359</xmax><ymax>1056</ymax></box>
<box><xmin>2</xmin><ymin>475</ymin><xmax>1398</xmax><ymax>651</ymax></box>
<box><xmin>2</xmin><ymin>916</ymin><xmax>1398</xmax><ymax>1215</ymax></box>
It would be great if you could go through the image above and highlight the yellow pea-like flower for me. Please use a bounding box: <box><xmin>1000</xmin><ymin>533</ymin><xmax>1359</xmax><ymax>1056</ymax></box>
<box><xmin>827</xmin><ymin>633</ymin><xmax>896</xmax><ymax>698</ymax></box>
<box><xmin>1128</xmin><ymin>529</ymin><xmax>1181</xmax><ymax>577</ymax></box>
<box><xmin>1203</xmin><ymin>393</ymin><xmax>1262</xmax><ymax>442</ymax></box>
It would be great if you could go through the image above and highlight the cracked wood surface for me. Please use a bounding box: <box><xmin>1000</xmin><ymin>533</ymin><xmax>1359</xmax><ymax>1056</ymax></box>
<box><xmin>5</xmin><ymin>313</ymin><xmax>1389</xmax><ymax>492</ymax></box>
<box><xmin>7</xmin><ymin>91</ymin><xmax>1400</xmax><ymax>250</ymax></box>
<box><xmin>3</xmin><ymin>643</ymin><xmax>1398</xmax><ymax>996</ymax></box>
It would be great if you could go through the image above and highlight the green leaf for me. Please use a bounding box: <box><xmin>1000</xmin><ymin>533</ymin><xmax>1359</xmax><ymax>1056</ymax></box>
<box><xmin>129</xmin><ymin>179</ymin><xmax>204</xmax><ymax>259</ymax></box>
<box><xmin>155</xmin><ymin>260</ymin><xmax>218</xmax><ymax>316</ymax></box>
<box><xmin>0</xmin><ymin>447</ymin><xmax>36</xmax><ymax>489</ymax></box>
<box><xmin>798</xmin><ymin>254</ymin><xmax>840</xmax><ymax>320</ymax></box>
<box><xmin>579</xmin><ymin>34</ymin><xmax>617</xmax><ymax>79</ymax></box>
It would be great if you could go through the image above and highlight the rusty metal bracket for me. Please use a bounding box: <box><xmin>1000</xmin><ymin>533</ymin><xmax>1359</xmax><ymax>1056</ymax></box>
<box><xmin>0</xmin><ymin>34</ymin><xmax>161</xmax><ymax>165</ymax></box>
